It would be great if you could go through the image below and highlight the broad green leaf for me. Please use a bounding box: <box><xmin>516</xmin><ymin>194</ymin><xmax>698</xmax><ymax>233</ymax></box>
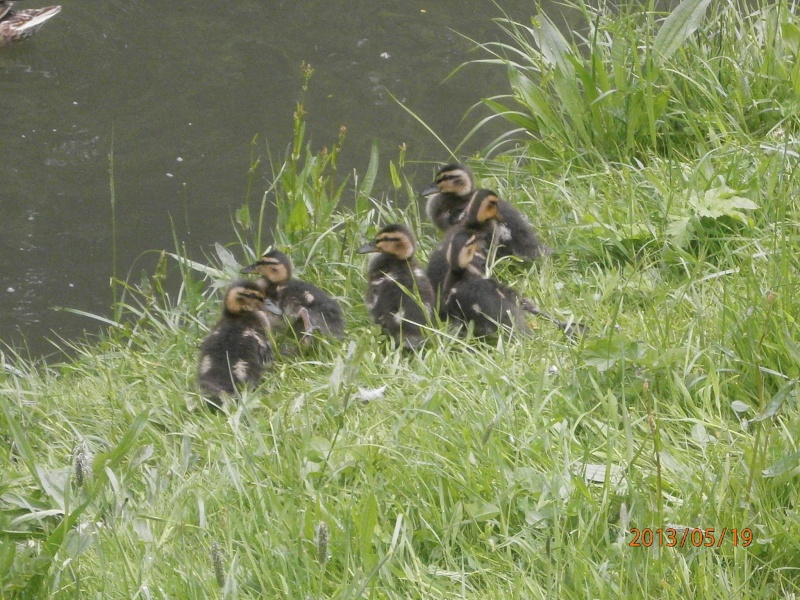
<box><xmin>750</xmin><ymin>379</ymin><xmax>797</xmax><ymax>423</ymax></box>
<box><xmin>781</xmin><ymin>21</ymin><xmax>800</xmax><ymax>56</ymax></box>
<box><xmin>762</xmin><ymin>448</ymin><xmax>800</xmax><ymax>478</ymax></box>
<box><xmin>653</xmin><ymin>0</ymin><xmax>712</xmax><ymax>62</ymax></box>
<box><xmin>666</xmin><ymin>216</ymin><xmax>691</xmax><ymax>248</ymax></box>
<box><xmin>508</xmin><ymin>67</ymin><xmax>557</xmax><ymax>132</ymax></box>
<box><xmin>235</xmin><ymin>204</ymin><xmax>251</xmax><ymax>229</ymax></box>
<box><xmin>388</xmin><ymin>160</ymin><xmax>401</xmax><ymax>190</ymax></box>
<box><xmin>689</xmin><ymin>186</ymin><xmax>758</xmax><ymax>221</ymax></box>
<box><xmin>531</xmin><ymin>13</ymin><xmax>574</xmax><ymax>77</ymax></box>
<box><xmin>214</xmin><ymin>243</ymin><xmax>240</xmax><ymax>273</ymax></box>
<box><xmin>359</xmin><ymin>141</ymin><xmax>379</xmax><ymax>199</ymax></box>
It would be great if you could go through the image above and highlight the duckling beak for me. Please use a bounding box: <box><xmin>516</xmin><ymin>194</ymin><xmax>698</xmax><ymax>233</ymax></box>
<box><xmin>263</xmin><ymin>299</ymin><xmax>282</xmax><ymax>315</ymax></box>
<box><xmin>357</xmin><ymin>242</ymin><xmax>379</xmax><ymax>254</ymax></box>
<box><xmin>240</xmin><ymin>262</ymin><xmax>259</xmax><ymax>274</ymax></box>
<box><xmin>418</xmin><ymin>183</ymin><xmax>439</xmax><ymax>197</ymax></box>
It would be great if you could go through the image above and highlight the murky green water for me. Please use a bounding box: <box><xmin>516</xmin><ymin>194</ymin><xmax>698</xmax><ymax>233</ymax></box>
<box><xmin>1</xmin><ymin>0</ymin><xmax>569</xmax><ymax>358</ymax></box>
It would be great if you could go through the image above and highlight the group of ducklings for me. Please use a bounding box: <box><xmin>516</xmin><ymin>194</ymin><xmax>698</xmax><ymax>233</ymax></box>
<box><xmin>198</xmin><ymin>163</ymin><xmax>581</xmax><ymax>409</ymax></box>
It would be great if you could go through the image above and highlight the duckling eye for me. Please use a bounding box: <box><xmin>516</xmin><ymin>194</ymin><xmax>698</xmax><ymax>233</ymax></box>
<box><xmin>377</xmin><ymin>236</ymin><xmax>401</xmax><ymax>244</ymax></box>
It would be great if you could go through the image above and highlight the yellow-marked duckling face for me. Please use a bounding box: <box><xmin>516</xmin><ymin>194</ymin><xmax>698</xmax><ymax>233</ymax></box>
<box><xmin>464</xmin><ymin>189</ymin><xmax>503</xmax><ymax>226</ymax></box>
<box><xmin>224</xmin><ymin>280</ymin><xmax>268</xmax><ymax>316</ymax></box>
<box><xmin>241</xmin><ymin>248</ymin><xmax>292</xmax><ymax>284</ymax></box>
<box><xmin>357</xmin><ymin>224</ymin><xmax>417</xmax><ymax>260</ymax></box>
<box><xmin>446</xmin><ymin>230</ymin><xmax>481</xmax><ymax>271</ymax></box>
<box><xmin>419</xmin><ymin>164</ymin><xmax>474</xmax><ymax>197</ymax></box>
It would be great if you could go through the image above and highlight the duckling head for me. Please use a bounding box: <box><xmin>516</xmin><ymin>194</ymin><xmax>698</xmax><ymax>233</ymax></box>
<box><xmin>463</xmin><ymin>189</ymin><xmax>503</xmax><ymax>226</ymax></box>
<box><xmin>419</xmin><ymin>163</ymin><xmax>475</xmax><ymax>197</ymax></box>
<box><xmin>357</xmin><ymin>224</ymin><xmax>417</xmax><ymax>260</ymax></box>
<box><xmin>240</xmin><ymin>248</ymin><xmax>292</xmax><ymax>284</ymax></box>
<box><xmin>446</xmin><ymin>230</ymin><xmax>480</xmax><ymax>271</ymax></box>
<box><xmin>223</xmin><ymin>279</ymin><xmax>268</xmax><ymax>316</ymax></box>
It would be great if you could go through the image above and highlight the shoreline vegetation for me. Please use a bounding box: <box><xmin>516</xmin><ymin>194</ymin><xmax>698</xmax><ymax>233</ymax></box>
<box><xmin>2</xmin><ymin>0</ymin><xmax>799</xmax><ymax>597</ymax></box>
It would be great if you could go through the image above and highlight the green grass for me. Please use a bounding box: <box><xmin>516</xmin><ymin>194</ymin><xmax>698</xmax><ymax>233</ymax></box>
<box><xmin>2</xmin><ymin>0</ymin><xmax>800</xmax><ymax>597</ymax></box>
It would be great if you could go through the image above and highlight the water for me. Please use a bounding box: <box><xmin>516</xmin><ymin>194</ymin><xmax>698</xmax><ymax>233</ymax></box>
<box><xmin>1</xmin><ymin>0</ymin><xmax>564</xmax><ymax>358</ymax></box>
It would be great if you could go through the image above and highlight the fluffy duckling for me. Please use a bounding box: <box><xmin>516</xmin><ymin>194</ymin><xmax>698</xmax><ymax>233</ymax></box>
<box><xmin>419</xmin><ymin>163</ymin><xmax>475</xmax><ymax>231</ymax></box>
<box><xmin>357</xmin><ymin>224</ymin><xmax>435</xmax><ymax>350</ymax></box>
<box><xmin>427</xmin><ymin>189</ymin><xmax>502</xmax><ymax>303</ymax></box>
<box><xmin>241</xmin><ymin>248</ymin><xmax>345</xmax><ymax>342</ymax></box>
<box><xmin>0</xmin><ymin>1</ymin><xmax>61</xmax><ymax>47</ymax></box>
<box><xmin>441</xmin><ymin>230</ymin><xmax>531</xmax><ymax>337</ymax></box>
<box><xmin>420</xmin><ymin>164</ymin><xmax>552</xmax><ymax>260</ymax></box>
<box><xmin>197</xmin><ymin>280</ymin><xmax>275</xmax><ymax>410</ymax></box>
<box><xmin>442</xmin><ymin>229</ymin><xmax>587</xmax><ymax>339</ymax></box>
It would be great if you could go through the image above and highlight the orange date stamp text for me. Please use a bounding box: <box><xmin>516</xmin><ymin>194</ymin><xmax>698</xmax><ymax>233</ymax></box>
<box><xmin>629</xmin><ymin>527</ymin><xmax>753</xmax><ymax>548</ymax></box>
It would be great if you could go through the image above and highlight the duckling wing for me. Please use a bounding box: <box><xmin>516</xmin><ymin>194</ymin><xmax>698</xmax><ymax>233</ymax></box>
<box><xmin>444</xmin><ymin>277</ymin><xmax>529</xmax><ymax>337</ymax></box>
<box><xmin>278</xmin><ymin>280</ymin><xmax>345</xmax><ymax>337</ymax></box>
<box><xmin>366</xmin><ymin>263</ymin><xmax>432</xmax><ymax>348</ymax></box>
<box><xmin>426</xmin><ymin>243</ymin><xmax>449</xmax><ymax>308</ymax></box>
<box><xmin>427</xmin><ymin>194</ymin><xmax>471</xmax><ymax>231</ymax></box>
<box><xmin>497</xmin><ymin>201</ymin><xmax>552</xmax><ymax>260</ymax></box>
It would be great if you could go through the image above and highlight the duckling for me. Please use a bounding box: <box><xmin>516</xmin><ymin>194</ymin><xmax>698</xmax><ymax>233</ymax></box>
<box><xmin>426</xmin><ymin>189</ymin><xmax>502</xmax><ymax>303</ymax></box>
<box><xmin>442</xmin><ymin>229</ymin><xmax>587</xmax><ymax>339</ymax></box>
<box><xmin>0</xmin><ymin>1</ymin><xmax>61</xmax><ymax>47</ymax></box>
<box><xmin>441</xmin><ymin>230</ymin><xmax>531</xmax><ymax>338</ymax></box>
<box><xmin>419</xmin><ymin>163</ymin><xmax>475</xmax><ymax>231</ymax></box>
<box><xmin>420</xmin><ymin>164</ymin><xmax>552</xmax><ymax>260</ymax></box>
<box><xmin>197</xmin><ymin>280</ymin><xmax>275</xmax><ymax>410</ymax></box>
<box><xmin>241</xmin><ymin>248</ymin><xmax>345</xmax><ymax>342</ymax></box>
<box><xmin>357</xmin><ymin>224</ymin><xmax>435</xmax><ymax>350</ymax></box>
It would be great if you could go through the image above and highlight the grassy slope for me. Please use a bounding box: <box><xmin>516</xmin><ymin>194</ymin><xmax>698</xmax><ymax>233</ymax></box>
<box><xmin>2</xmin><ymin>1</ymin><xmax>800</xmax><ymax>598</ymax></box>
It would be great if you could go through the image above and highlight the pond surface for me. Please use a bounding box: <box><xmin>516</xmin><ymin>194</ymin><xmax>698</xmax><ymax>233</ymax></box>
<box><xmin>1</xmin><ymin>0</ymin><xmax>568</xmax><ymax>358</ymax></box>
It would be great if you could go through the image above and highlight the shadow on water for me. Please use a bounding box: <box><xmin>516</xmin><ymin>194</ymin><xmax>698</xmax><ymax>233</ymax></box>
<box><xmin>0</xmin><ymin>0</ymin><xmax>574</xmax><ymax>359</ymax></box>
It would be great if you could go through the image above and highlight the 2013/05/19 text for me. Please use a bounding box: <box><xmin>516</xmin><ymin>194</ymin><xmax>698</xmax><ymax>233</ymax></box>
<box><xmin>629</xmin><ymin>528</ymin><xmax>753</xmax><ymax>548</ymax></box>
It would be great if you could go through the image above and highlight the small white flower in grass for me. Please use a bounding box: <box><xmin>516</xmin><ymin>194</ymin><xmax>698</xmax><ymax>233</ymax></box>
<box><xmin>547</xmin><ymin>365</ymin><xmax>559</xmax><ymax>375</ymax></box>
<box><xmin>356</xmin><ymin>385</ymin><xmax>386</xmax><ymax>404</ymax></box>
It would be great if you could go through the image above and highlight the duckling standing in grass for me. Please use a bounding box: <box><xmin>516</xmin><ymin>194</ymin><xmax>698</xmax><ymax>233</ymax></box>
<box><xmin>419</xmin><ymin>163</ymin><xmax>475</xmax><ymax>231</ymax></box>
<box><xmin>441</xmin><ymin>230</ymin><xmax>532</xmax><ymax>337</ymax></box>
<box><xmin>241</xmin><ymin>248</ymin><xmax>345</xmax><ymax>342</ymax></box>
<box><xmin>357</xmin><ymin>224</ymin><xmax>435</xmax><ymax>350</ymax></box>
<box><xmin>420</xmin><ymin>164</ymin><xmax>553</xmax><ymax>260</ymax></box>
<box><xmin>427</xmin><ymin>189</ymin><xmax>503</xmax><ymax>302</ymax></box>
<box><xmin>442</xmin><ymin>230</ymin><xmax>587</xmax><ymax>339</ymax></box>
<box><xmin>0</xmin><ymin>1</ymin><xmax>61</xmax><ymax>47</ymax></box>
<box><xmin>197</xmin><ymin>280</ymin><xmax>277</xmax><ymax>410</ymax></box>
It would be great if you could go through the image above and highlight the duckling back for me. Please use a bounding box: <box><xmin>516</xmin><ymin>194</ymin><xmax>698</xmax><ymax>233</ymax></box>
<box><xmin>197</xmin><ymin>280</ymin><xmax>273</xmax><ymax>409</ymax></box>
<box><xmin>494</xmin><ymin>201</ymin><xmax>553</xmax><ymax>260</ymax></box>
<box><xmin>276</xmin><ymin>279</ymin><xmax>346</xmax><ymax>340</ymax></box>
<box><xmin>440</xmin><ymin>230</ymin><xmax>531</xmax><ymax>338</ymax></box>
<box><xmin>241</xmin><ymin>248</ymin><xmax>345</xmax><ymax>341</ymax></box>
